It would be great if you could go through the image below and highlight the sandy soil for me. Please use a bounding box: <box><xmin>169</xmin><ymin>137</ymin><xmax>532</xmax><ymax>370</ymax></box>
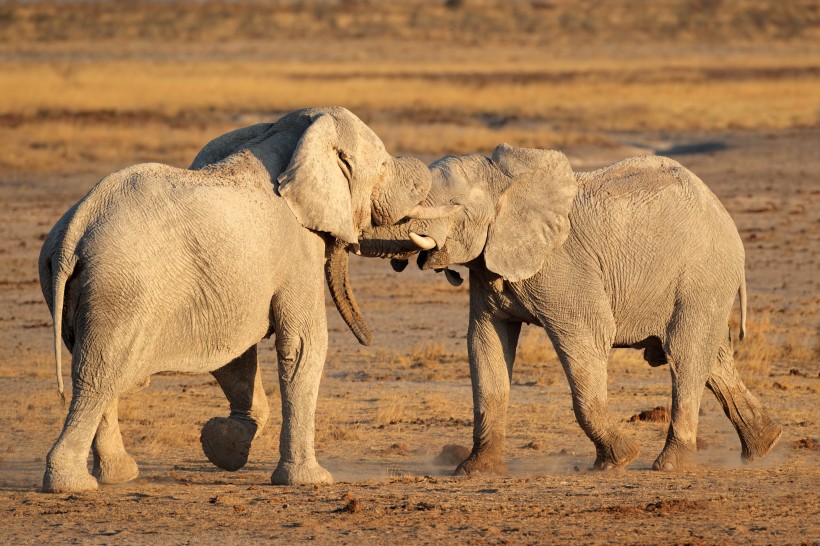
<box><xmin>0</xmin><ymin>128</ymin><xmax>817</xmax><ymax>544</ymax></box>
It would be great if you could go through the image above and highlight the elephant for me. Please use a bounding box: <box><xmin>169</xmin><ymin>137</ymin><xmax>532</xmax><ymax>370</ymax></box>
<box><xmin>38</xmin><ymin>106</ymin><xmax>445</xmax><ymax>493</ymax></box>
<box><xmin>357</xmin><ymin>144</ymin><xmax>782</xmax><ymax>473</ymax></box>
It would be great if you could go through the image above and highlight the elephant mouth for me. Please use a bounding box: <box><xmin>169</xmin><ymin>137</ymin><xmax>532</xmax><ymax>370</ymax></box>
<box><xmin>416</xmin><ymin>247</ymin><xmax>451</xmax><ymax>271</ymax></box>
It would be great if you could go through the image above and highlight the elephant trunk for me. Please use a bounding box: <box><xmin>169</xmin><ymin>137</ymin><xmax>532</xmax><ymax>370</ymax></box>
<box><xmin>370</xmin><ymin>156</ymin><xmax>431</xmax><ymax>226</ymax></box>
<box><xmin>357</xmin><ymin>222</ymin><xmax>421</xmax><ymax>260</ymax></box>
<box><xmin>325</xmin><ymin>239</ymin><xmax>373</xmax><ymax>346</ymax></box>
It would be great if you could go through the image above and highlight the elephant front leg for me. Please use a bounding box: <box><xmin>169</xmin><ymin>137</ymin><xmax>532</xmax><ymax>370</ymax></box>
<box><xmin>455</xmin><ymin>311</ymin><xmax>521</xmax><ymax>476</ymax></box>
<box><xmin>201</xmin><ymin>345</ymin><xmax>270</xmax><ymax>471</ymax></box>
<box><xmin>92</xmin><ymin>398</ymin><xmax>139</xmax><ymax>484</ymax></box>
<box><xmin>706</xmin><ymin>336</ymin><xmax>781</xmax><ymax>463</ymax></box>
<box><xmin>559</xmin><ymin>352</ymin><xmax>640</xmax><ymax>470</ymax></box>
<box><xmin>270</xmin><ymin>289</ymin><xmax>332</xmax><ymax>485</ymax></box>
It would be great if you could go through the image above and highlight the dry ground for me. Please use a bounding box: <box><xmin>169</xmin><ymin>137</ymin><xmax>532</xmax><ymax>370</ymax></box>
<box><xmin>0</xmin><ymin>1</ymin><xmax>818</xmax><ymax>544</ymax></box>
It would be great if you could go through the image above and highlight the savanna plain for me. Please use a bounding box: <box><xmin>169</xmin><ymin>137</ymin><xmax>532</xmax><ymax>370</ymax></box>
<box><xmin>0</xmin><ymin>1</ymin><xmax>818</xmax><ymax>543</ymax></box>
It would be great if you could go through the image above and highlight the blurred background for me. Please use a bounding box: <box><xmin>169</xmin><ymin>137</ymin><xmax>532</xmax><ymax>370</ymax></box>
<box><xmin>1</xmin><ymin>0</ymin><xmax>818</xmax><ymax>174</ymax></box>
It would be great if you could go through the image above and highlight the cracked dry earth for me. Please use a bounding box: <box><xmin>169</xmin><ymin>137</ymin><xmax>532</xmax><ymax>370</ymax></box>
<box><xmin>0</xmin><ymin>129</ymin><xmax>818</xmax><ymax>544</ymax></box>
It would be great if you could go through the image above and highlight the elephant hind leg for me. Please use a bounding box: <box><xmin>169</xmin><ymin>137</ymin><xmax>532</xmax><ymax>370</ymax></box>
<box><xmin>201</xmin><ymin>345</ymin><xmax>270</xmax><ymax>472</ymax></box>
<box><xmin>92</xmin><ymin>398</ymin><xmax>139</xmax><ymax>484</ymax></box>
<box><xmin>706</xmin><ymin>334</ymin><xmax>781</xmax><ymax>463</ymax></box>
<box><xmin>44</xmin><ymin>385</ymin><xmax>111</xmax><ymax>493</ymax></box>
<box><xmin>653</xmin><ymin>310</ymin><xmax>722</xmax><ymax>471</ymax></box>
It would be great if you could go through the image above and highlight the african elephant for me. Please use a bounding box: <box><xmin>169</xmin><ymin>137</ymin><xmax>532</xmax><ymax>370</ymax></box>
<box><xmin>38</xmin><ymin>106</ymin><xmax>439</xmax><ymax>493</ymax></box>
<box><xmin>359</xmin><ymin>144</ymin><xmax>782</xmax><ymax>473</ymax></box>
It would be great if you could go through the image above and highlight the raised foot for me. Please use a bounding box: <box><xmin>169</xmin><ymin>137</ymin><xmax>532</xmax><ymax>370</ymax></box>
<box><xmin>742</xmin><ymin>423</ymin><xmax>782</xmax><ymax>463</ymax></box>
<box><xmin>43</xmin><ymin>465</ymin><xmax>98</xmax><ymax>493</ymax></box>
<box><xmin>271</xmin><ymin>461</ymin><xmax>333</xmax><ymax>485</ymax></box>
<box><xmin>652</xmin><ymin>441</ymin><xmax>696</xmax><ymax>471</ymax></box>
<box><xmin>200</xmin><ymin>417</ymin><xmax>256</xmax><ymax>472</ymax></box>
<box><xmin>92</xmin><ymin>452</ymin><xmax>139</xmax><ymax>485</ymax></box>
<box><xmin>454</xmin><ymin>450</ymin><xmax>508</xmax><ymax>476</ymax></box>
<box><xmin>594</xmin><ymin>437</ymin><xmax>640</xmax><ymax>470</ymax></box>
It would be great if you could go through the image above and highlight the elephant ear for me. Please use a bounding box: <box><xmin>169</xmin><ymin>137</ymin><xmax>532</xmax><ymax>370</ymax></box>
<box><xmin>483</xmin><ymin>144</ymin><xmax>577</xmax><ymax>282</ymax></box>
<box><xmin>277</xmin><ymin>114</ymin><xmax>359</xmax><ymax>245</ymax></box>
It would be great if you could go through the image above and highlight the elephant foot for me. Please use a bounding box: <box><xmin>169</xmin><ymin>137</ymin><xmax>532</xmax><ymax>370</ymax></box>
<box><xmin>741</xmin><ymin>422</ymin><xmax>782</xmax><ymax>463</ymax></box>
<box><xmin>594</xmin><ymin>436</ymin><xmax>640</xmax><ymax>470</ymax></box>
<box><xmin>652</xmin><ymin>440</ymin><xmax>696</xmax><ymax>471</ymax></box>
<box><xmin>271</xmin><ymin>460</ymin><xmax>333</xmax><ymax>485</ymax></box>
<box><xmin>42</xmin><ymin>463</ymin><xmax>98</xmax><ymax>493</ymax></box>
<box><xmin>454</xmin><ymin>448</ymin><xmax>508</xmax><ymax>476</ymax></box>
<box><xmin>92</xmin><ymin>452</ymin><xmax>139</xmax><ymax>485</ymax></box>
<box><xmin>200</xmin><ymin>417</ymin><xmax>256</xmax><ymax>472</ymax></box>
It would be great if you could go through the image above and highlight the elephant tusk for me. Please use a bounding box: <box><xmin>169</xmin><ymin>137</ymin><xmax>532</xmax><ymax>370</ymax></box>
<box><xmin>404</xmin><ymin>203</ymin><xmax>462</xmax><ymax>220</ymax></box>
<box><xmin>409</xmin><ymin>232</ymin><xmax>437</xmax><ymax>250</ymax></box>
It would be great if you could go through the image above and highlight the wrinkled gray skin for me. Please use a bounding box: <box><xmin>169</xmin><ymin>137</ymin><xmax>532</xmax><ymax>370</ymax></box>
<box><xmin>38</xmin><ymin>107</ymin><xmax>432</xmax><ymax>493</ymax></box>
<box><xmin>359</xmin><ymin>144</ymin><xmax>782</xmax><ymax>474</ymax></box>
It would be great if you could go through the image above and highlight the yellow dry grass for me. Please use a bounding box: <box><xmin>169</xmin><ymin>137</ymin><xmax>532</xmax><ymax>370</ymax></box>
<box><xmin>2</xmin><ymin>46</ymin><xmax>818</xmax><ymax>173</ymax></box>
<box><xmin>373</xmin><ymin>394</ymin><xmax>412</xmax><ymax>428</ymax></box>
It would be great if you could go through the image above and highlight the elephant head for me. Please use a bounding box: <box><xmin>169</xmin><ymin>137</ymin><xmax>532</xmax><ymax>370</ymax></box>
<box><xmin>359</xmin><ymin>143</ymin><xmax>578</xmax><ymax>284</ymax></box>
<box><xmin>191</xmin><ymin>107</ymin><xmax>435</xmax><ymax>345</ymax></box>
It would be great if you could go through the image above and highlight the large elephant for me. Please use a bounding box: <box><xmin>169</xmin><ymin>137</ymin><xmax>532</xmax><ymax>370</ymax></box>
<box><xmin>359</xmin><ymin>144</ymin><xmax>782</xmax><ymax>473</ymax></box>
<box><xmin>38</xmin><ymin>107</ymin><xmax>440</xmax><ymax>493</ymax></box>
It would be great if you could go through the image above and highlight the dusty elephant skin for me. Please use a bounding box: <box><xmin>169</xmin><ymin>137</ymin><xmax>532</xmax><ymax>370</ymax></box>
<box><xmin>38</xmin><ymin>106</ymin><xmax>434</xmax><ymax>493</ymax></box>
<box><xmin>361</xmin><ymin>144</ymin><xmax>782</xmax><ymax>474</ymax></box>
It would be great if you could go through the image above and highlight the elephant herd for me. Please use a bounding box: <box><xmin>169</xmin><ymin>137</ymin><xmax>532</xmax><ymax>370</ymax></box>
<box><xmin>38</xmin><ymin>106</ymin><xmax>780</xmax><ymax>493</ymax></box>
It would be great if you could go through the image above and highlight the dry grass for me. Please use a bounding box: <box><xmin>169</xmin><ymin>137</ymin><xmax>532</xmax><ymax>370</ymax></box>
<box><xmin>373</xmin><ymin>394</ymin><xmax>412</xmax><ymax>428</ymax></box>
<box><xmin>2</xmin><ymin>54</ymin><xmax>817</xmax><ymax>174</ymax></box>
<box><xmin>0</xmin><ymin>348</ymin><xmax>55</xmax><ymax>379</ymax></box>
<box><xmin>408</xmin><ymin>343</ymin><xmax>450</xmax><ymax>367</ymax></box>
<box><xmin>516</xmin><ymin>327</ymin><xmax>555</xmax><ymax>365</ymax></box>
<box><xmin>1</xmin><ymin>1</ymin><xmax>818</xmax><ymax>176</ymax></box>
<box><xmin>732</xmin><ymin>314</ymin><xmax>779</xmax><ymax>386</ymax></box>
<box><xmin>2</xmin><ymin>0</ymin><xmax>816</xmax><ymax>46</ymax></box>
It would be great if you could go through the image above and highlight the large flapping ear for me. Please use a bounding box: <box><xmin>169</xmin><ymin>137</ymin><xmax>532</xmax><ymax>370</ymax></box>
<box><xmin>189</xmin><ymin>123</ymin><xmax>273</xmax><ymax>170</ymax></box>
<box><xmin>483</xmin><ymin>144</ymin><xmax>578</xmax><ymax>282</ymax></box>
<box><xmin>277</xmin><ymin>114</ymin><xmax>359</xmax><ymax>245</ymax></box>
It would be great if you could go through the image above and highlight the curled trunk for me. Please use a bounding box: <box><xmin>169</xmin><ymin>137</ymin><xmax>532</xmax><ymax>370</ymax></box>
<box><xmin>324</xmin><ymin>239</ymin><xmax>372</xmax><ymax>346</ymax></box>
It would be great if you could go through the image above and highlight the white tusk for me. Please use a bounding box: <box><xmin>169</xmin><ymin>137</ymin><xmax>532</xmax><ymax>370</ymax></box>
<box><xmin>409</xmin><ymin>232</ymin><xmax>437</xmax><ymax>250</ymax></box>
<box><xmin>404</xmin><ymin>203</ymin><xmax>462</xmax><ymax>220</ymax></box>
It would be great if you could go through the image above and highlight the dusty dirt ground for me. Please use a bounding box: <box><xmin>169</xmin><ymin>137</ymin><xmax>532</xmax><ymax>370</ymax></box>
<box><xmin>1</xmin><ymin>1</ymin><xmax>819</xmax><ymax>544</ymax></box>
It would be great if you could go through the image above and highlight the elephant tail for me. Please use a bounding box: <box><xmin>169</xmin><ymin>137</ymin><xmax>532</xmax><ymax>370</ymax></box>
<box><xmin>738</xmin><ymin>272</ymin><xmax>747</xmax><ymax>341</ymax></box>
<box><xmin>51</xmin><ymin>255</ymin><xmax>77</xmax><ymax>405</ymax></box>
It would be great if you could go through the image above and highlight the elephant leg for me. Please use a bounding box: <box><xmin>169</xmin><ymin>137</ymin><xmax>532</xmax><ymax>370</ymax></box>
<box><xmin>455</xmin><ymin>311</ymin><xmax>521</xmax><ymax>476</ymax></box>
<box><xmin>270</xmin><ymin>284</ymin><xmax>332</xmax><ymax>486</ymax></box>
<box><xmin>556</xmin><ymin>337</ymin><xmax>640</xmax><ymax>470</ymax></box>
<box><xmin>653</xmin><ymin>312</ymin><xmax>720</xmax><ymax>471</ymax></box>
<box><xmin>201</xmin><ymin>345</ymin><xmax>270</xmax><ymax>471</ymax></box>
<box><xmin>706</xmin><ymin>334</ymin><xmax>781</xmax><ymax>463</ymax></box>
<box><xmin>91</xmin><ymin>398</ymin><xmax>139</xmax><ymax>484</ymax></box>
<box><xmin>43</xmin><ymin>376</ymin><xmax>113</xmax><ymax>492</ymax></box>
